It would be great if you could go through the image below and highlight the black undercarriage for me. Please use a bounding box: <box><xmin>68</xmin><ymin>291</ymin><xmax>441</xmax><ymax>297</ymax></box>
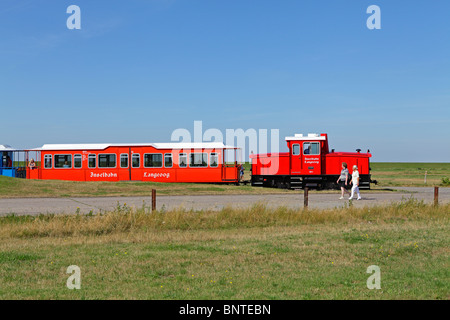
<box><xmin>251</xmin><ymin>174</ymin><xmax>375</xmax><ymax>190</ymax></box>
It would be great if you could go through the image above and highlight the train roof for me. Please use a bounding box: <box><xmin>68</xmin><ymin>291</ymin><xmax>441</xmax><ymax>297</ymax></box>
<box><xmin>0</xmin><ymin>145</ymin><xmax>19</xmax><ymax>151</ymax></box>
<box><xmin>285</xmin><ymin>133</ymin><xmax>326</xmax><ymax>141</ymax></box>
<box><xmin>29</xmin><ymin>142</ymin><xmax>237</xmax><ymax>151</ymax></box>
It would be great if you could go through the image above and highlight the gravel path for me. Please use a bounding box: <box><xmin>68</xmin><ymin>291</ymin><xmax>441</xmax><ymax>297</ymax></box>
<box><xmin>0</xmin><ymin>187</ymin><xmax>448</xmax><ymax>216</ymax></box>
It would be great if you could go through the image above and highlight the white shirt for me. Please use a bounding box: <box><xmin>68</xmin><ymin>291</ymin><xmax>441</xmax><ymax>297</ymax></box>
<box><xmin>352</xmin><ymin>171</ymin><xmax>359</xmax><ymax>185</ymax></box>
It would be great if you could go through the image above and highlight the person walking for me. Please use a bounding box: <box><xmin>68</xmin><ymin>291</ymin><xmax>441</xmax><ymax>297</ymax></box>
<box><xmin>337</xmin><ymin>162</ymin><xmax>351</xmax><ymax>199</ymax></box>
<box><xmin>349</xmin><ymin>165</ymin><xmax>362</xmax><ymax>200</ymax></box>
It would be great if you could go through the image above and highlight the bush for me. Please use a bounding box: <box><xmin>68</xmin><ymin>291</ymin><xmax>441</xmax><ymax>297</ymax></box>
<box><xmin>442</xmin><ymin>177</ymin><xmax>450</xmax><ymax>186</ymax></box>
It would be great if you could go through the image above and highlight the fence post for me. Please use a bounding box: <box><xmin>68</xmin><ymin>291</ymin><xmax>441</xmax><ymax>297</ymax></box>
<box><xmin>434</xmin><ymin>187</ymin><xmax>439</xmax><ymax>206</ymax></box>
<box><xmin>152</xmin><ymin>189</ymin><xmax>156</xmax><ymax>212</ymax></box>
<box><xmin>304</xmin><ymin>187</ymin><xmax>309</xmax><ymax>208</ymax></box>
<box><xmin>424</xmin><ymin>171</ymin><xmax>427</xmax><ymax>184</ymax></box>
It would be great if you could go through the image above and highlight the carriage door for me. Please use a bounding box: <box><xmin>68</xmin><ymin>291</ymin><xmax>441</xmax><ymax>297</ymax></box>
<box><xmin>302</xmin><ymin>141</ymin><xmax>321</xmax><ymax>175</ymax></box>
<box><xmin>290</xmin><ymin>143</ymin><xmax>302</xmax><ymax>174</ymax></box>
<box><xmin>129</xmin><ymin>149</ymin><xmax>141</xmax><ymax>181</ymax></box>
<box><xmin>222</xmin><ymin>148</ymin><xmax>239</xmax><ymax>182</ymax></box>
<box><xmin>127</xmin><ymin>148</ymin><xmax>132</xmax><ymax>180</ymax></box>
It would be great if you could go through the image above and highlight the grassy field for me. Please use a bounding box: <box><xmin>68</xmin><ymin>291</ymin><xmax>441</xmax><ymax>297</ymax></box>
<box><xmin>0</xmin><ymin>162</ymin><xmax>448</xmax><ymax>199</ymax></box>
<box><xmin>0</xmin><ymin>199</ymin><xmax>448</xmax><ymax>299</ymax></box>
<box><xmin>371</xmin><ymin>162</ymin><xmax>450</xmax><ymax>187</ymax></box>
<box><xmin>1</xmin><ymin>163</ymin><xmax>448</xmax><ymax>300</ymax></box>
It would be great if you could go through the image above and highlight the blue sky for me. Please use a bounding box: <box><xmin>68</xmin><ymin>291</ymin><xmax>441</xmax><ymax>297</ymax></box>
<box><xmin>0</xmin><ymin>0</ymin><xmax>449</xmax><ymax>162</ymax></box>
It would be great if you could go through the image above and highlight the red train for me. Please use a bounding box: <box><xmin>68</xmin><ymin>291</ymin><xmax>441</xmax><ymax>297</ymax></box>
<box><xmin>26</xmin><ymin>142</ymin><xmax>240</xmax><ymax>183</ymax></box>
<box><xmin>250</xmin><ymin>133</ymin><xmax>374</xmax><ymax>189</ymax></box>
<box><xmin>2</xmin><ymin>133</ymin><xmax>374</xmax><ymax>189</ymax></box>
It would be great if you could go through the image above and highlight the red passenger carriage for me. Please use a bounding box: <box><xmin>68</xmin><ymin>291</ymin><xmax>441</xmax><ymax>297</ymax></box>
<box><xmin>27</xmin><ymin>142</ymin><xmax>240</xmax><ymax>183</ymax></box>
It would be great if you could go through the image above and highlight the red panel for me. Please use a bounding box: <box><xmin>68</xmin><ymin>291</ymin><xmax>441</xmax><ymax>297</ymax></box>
<box><xmin>251</xmin><ymin>153</ymin><xmax>289</xmax><ymax>176</ymax></box>
<box><xmin>325</xmin><ymin>153</ymin><xmax>371</xmax><ymax>175</ymax></box>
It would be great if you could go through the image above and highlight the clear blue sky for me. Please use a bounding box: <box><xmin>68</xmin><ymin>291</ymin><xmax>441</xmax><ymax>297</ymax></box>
<box><xmin>1</xmin><ymin>0</ymin><xmax>449</xmax><ymax>162</ymax></box>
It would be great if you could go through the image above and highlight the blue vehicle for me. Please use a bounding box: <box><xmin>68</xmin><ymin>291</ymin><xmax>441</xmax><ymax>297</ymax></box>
<box><xmin>0</xmin><ymin>145</ymin><xmax>27</xmax><ymax>178</ymax></box>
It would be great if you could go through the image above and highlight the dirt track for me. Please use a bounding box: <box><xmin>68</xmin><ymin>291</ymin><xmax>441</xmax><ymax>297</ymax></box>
<box><xmin>0</xmin><ymin>187</ymin><xmax>448</xmax><ymax>216</ymax></box>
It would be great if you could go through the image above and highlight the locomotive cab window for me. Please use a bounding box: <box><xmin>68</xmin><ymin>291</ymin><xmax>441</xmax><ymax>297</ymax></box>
<box><xmin>303</xmin><ymin>142</ymin><xmax>320</xmax><ymax>155</ymax></box>
<box><xmin>44</xmin><ymin>154</ymin><xmax>52</xmax><ymax>169</ymax></box>
<box><xmin>54</xmin><ymin>155</ymin><xmax>72</xmax><ymax>168</ymax></box>
<box><xmin>164</xmin><ymin>154</ymin><xmax>173</xmax><ymax>168</ymax></box>
<box><xmin>74</xmin><ymin>154</ymin><xmax>82</xmax><ymax>168</ymax></box>
<box><xmin>190</xmin><ymin>153</ymin><xmax>208</xmax><ymax>167</ymax></box>
<box><xmin>99</xmin><ymin>154</ymin><xmax>116</xmax><ymax>168</ymax></box>
<box><xmin>144</xmin><ymin>153</ymin><xmax>163</xmax><ymax>168</ymax></box>
<box><xmin>292</xmin><ymin>144</ymin><xmax>300</xmax><ymax>155</ymax></box>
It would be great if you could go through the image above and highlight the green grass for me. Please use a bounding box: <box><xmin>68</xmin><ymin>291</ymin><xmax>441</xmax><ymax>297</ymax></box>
<box><xmin>0</xmin><ymin>175</ymin><xmax>293</xmax><ymax>199</ymax></box>
<box><xmin>371</xmin><ymin>162</ymin><xmax>450</xmax><ymax>187</ymax></box>
<box><xmin>0</xmin><ymin>200</ymin><xmax>448</xmax><ymax>299</ymax></box>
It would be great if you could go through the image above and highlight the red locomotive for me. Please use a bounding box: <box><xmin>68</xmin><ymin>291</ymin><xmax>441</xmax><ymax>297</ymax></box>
<box><xmin>250</xmin><ymin>133</ymin><xmax>374</xmax><ymax>189</ymax></box>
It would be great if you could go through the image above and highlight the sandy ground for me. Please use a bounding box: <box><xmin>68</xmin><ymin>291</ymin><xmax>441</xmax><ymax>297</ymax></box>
<box><xmin>0</xmin><ymin>187</ymin><xmax>448</xmax><ymax>216</ymax></box>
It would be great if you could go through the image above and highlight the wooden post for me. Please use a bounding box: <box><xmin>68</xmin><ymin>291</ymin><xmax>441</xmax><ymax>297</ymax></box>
<box><xmin>434</xmin><ymin>187</ymin><xmax>439</xmax><ymax>206</ymax></box>
<box><xmin>424</xmin><ymin>171</ymin><xmax>427</xmax><ymax>184</ymax></box>
<box><xmin>304</xmin><ymin>187</ymin><xmax>309</xmax><ymax>208</ymax></box>
<box><xmin>152</xmin><ymin>189</ymin><xmax>156</xmax><ymax>212</ymax></box>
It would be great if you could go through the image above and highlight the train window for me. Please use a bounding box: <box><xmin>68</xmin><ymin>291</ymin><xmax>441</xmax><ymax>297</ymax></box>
<box><xmin>144</xmin><ymin>153</ymin><xmax>163</xmax><ymax>168</ymax></box>
<box><xmin>210</xmin><ymin>153</ymin><xmax>218</xmax><ymax>167</ymax></box>
<box><xmin>190</xmin><ymin>153</ymin><xmax>208</xmax><ymax>167</ymax></box>
<box><xmin>54</xmin><ymin>154</ymin><xmax>72</xmax><ymax>168</ymax></box>
<box><xmin>120</xmin><ymin>154</ymin><xmax>128</xmax><ymax>168</ymax></box>
<box><xmin>303</xmin><ymin>142</ymin><xmax>320</xmax><ymax>155</ymax></box>
<box><xmin>88</xmin><ymin>154</ymin><xmax>96</xmax><ymax>168</ymax></box>
<box><xmin>44</xmin><ymin>154</ymin><xmax>52</xmax><ymax>169</ymax></box>
<box><xmin>292</xmin><ymin>144</ymin><xmax>300</xmax><ymax>155</ymax></box>
<box><xmin>165</xmin><ymin>154</ymin><xmax>173</xmax><ymax>168</ymax></box>
<box><xmin>99</xmin><ymin>154</ymin><xmax>116</xmax><ymax>168</ymax></box>
<box><xmin>179</xmin><ymin>153</ymin><xmax>187</xmax><ymax>168</ymax></box>
<box><xmin>74</xmin><ymin>154</ymin><xmax>82</xmax><ymax>168</ymax></box>
<box><xmin>132</xmin><ymin>153</ymin><xmax>140</xmax><ymax>168</ymax></box>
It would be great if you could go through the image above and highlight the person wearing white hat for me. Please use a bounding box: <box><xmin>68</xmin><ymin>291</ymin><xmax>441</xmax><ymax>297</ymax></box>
<box><xmin>349</xmin><ymin>165</ymin><xmax>362</xmax><ymax>200</ymax></box>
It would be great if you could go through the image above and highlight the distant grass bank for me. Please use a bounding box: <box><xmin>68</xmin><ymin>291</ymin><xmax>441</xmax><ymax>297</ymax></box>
<box><xmin>370</xmin><ymin>162</ymin><xmax>450</xmax><ymax>187</ymax></box>
<box><xmin>0</xmin><ymin>199</ymin><xmax>448</xmax><ymax>299</ymax></box>
<box><xmin>0</xmin><ymin>162</ymin><xmax>448</xmax><ymax>199</ymax></box>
